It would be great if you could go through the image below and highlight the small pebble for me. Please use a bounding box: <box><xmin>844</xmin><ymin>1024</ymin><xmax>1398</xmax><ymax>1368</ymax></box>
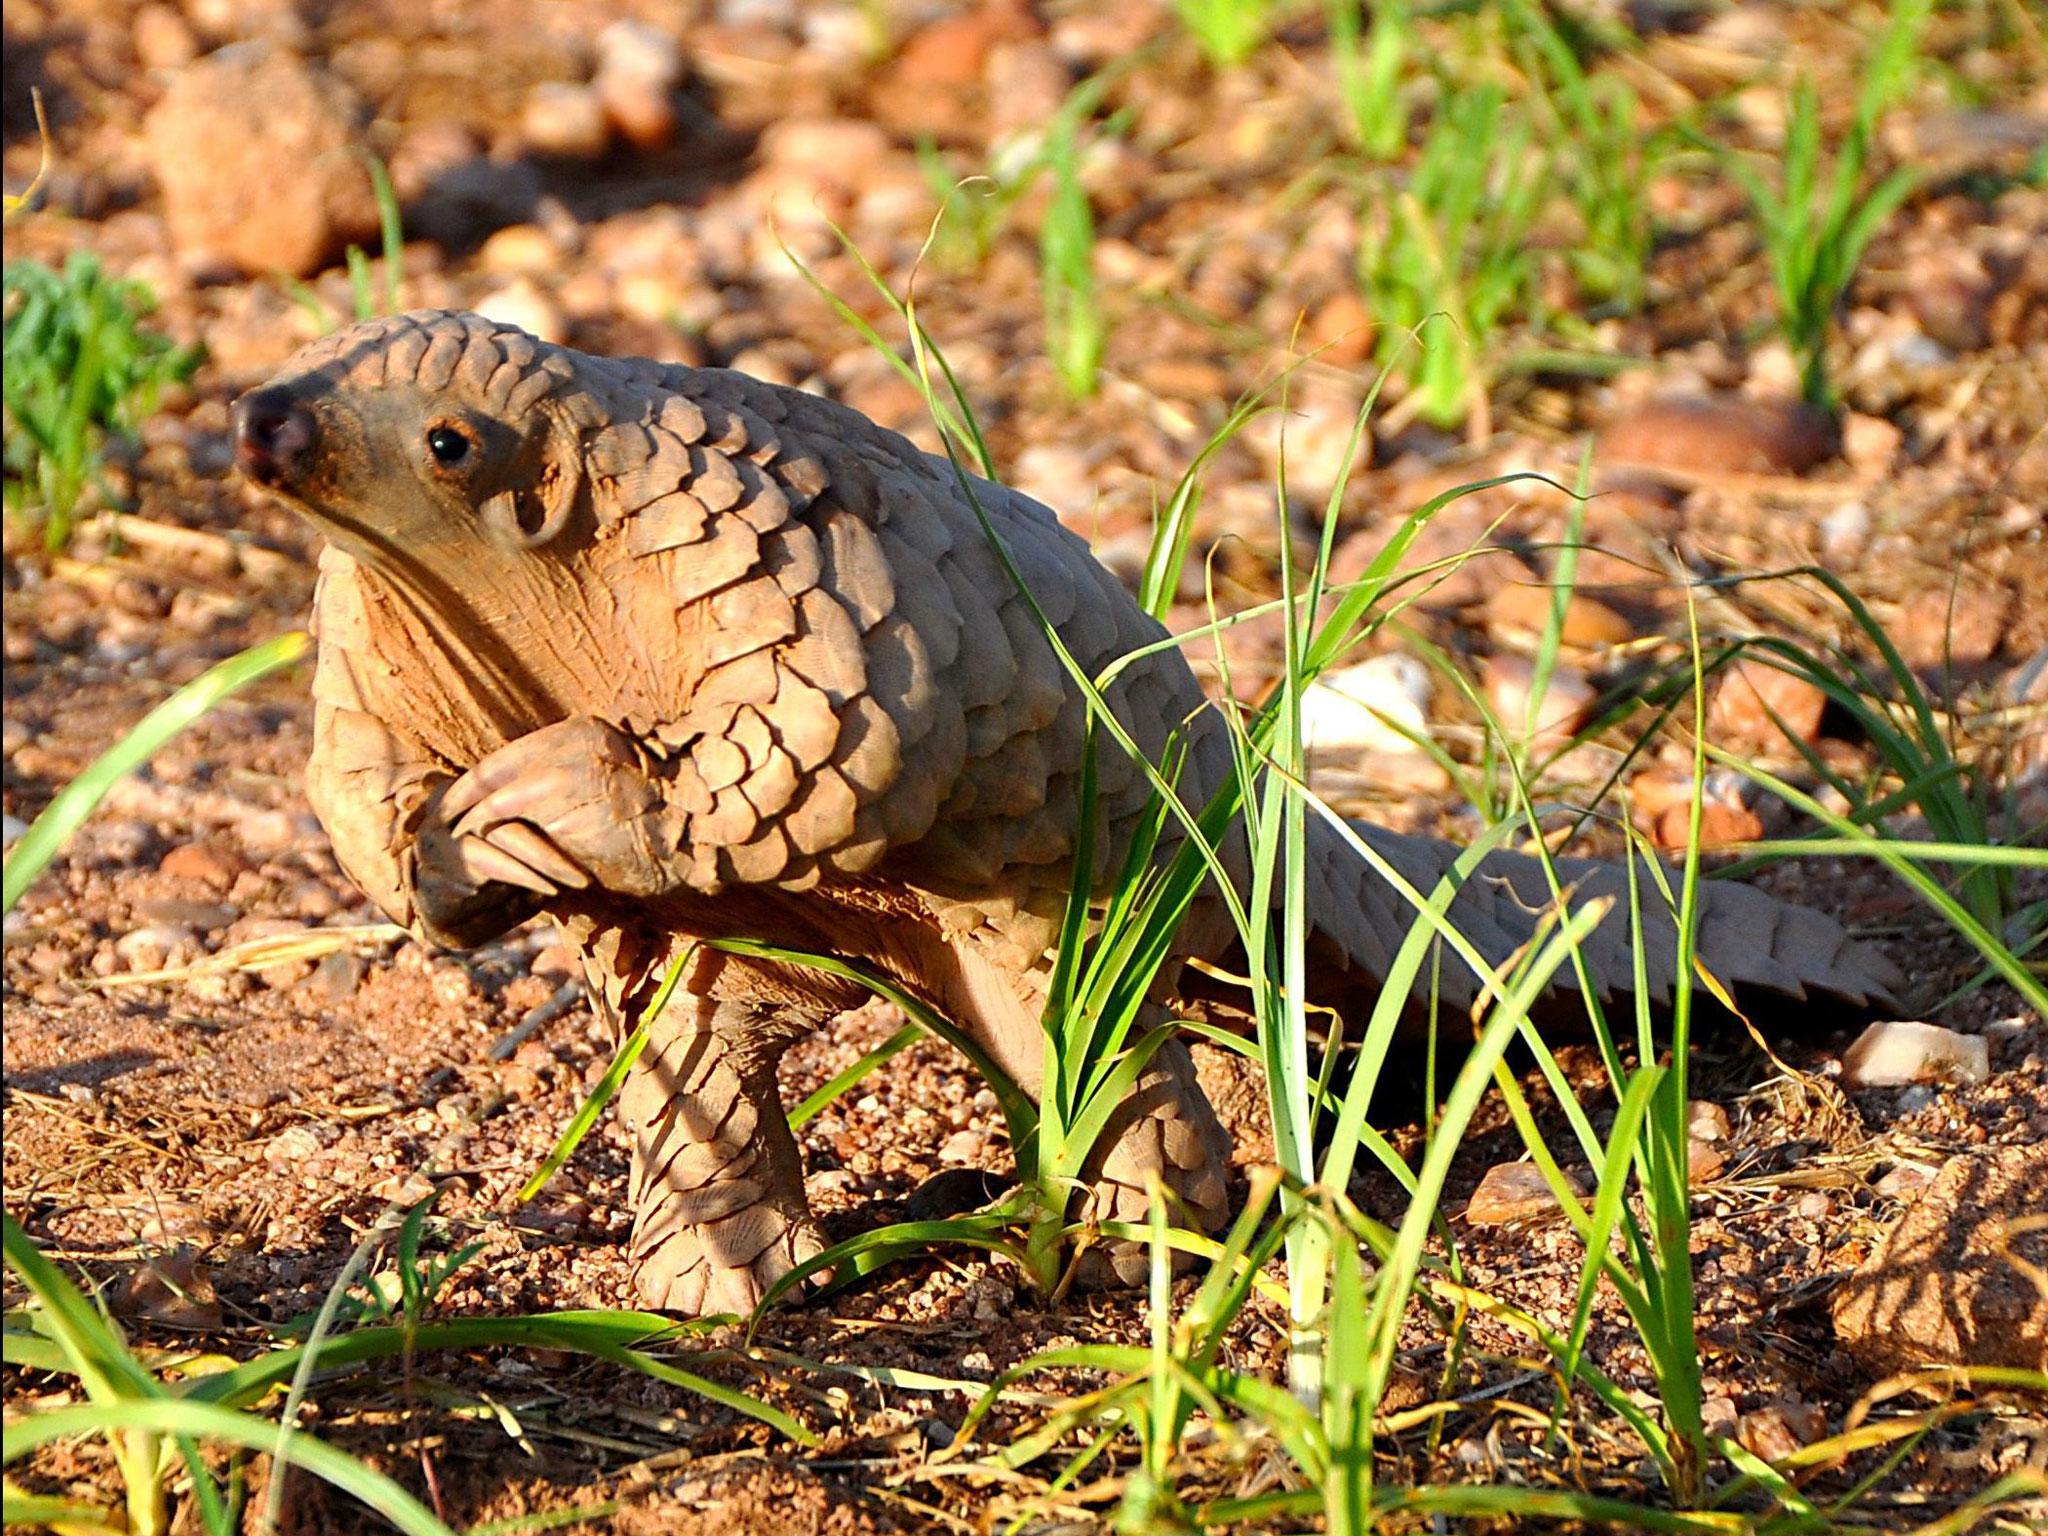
<box><xmin>478</xmin><ymin>223</ymin><xmax>564</xmax><ymax>277</ymax></box>
<box><xmin>475</xmin><ymin>278</ymin><xmax>568</xmax><ymax>345</ymax></box>
<box><xmin>158</xmin><ymin>840</ymin><xmax>246</xmax><ymax>891</ymax></box>
<box><xmin>1482</xmin><ymin>654</ymin><xmax>1594</xmax><ymax>750</ymax></box>
<box><xmin>114</xmin><ymin>1247</ymin><xmax>222</xmax><ymax>1330</ymax></box>
<box><xmin>114</xmin><ymin>924</ymin><xmax>196</xmax><ymax>971</ymax></box>
<box><xmin>1687</xmin><ymin>1137</ymin><xmax>1727</xmax><ymax>1183</ymax></box>
<box><xmin>1688</xmin><ymin>1100</ymin><xmax>1732</xmax><ymax>1142</ymax></box>
<box><xmin>1819</xmin><ymin>501</ymin><xmax>1872</xmax><ymax>562</ymax></box>
<box><xmin>1739</xmin><ymin>1399</ymin><xmax>1825</xmax><ymax>1462</ymax></box>
<box><xmin>1484</xmin><ymin>582</ymin><xmax>1634</xmax><ymax>652</ymax></box>
<box><xmin>1706</xmin><ymin>658</ymin><xmax>1828</xmax><ymax>756</ymax></box>
<box><xmin>1656</xmin><ymin>798</ymin><xmax>1763</xmax><ymax>850</ymax></box>
<box><xmin>306</xmin><ymin>950</ymin><xmax>365</xmax><ymax>1004</ymax></box>
<box><xmin>596</xmin><ymin>19</ymin><xmax>684</xmax><ymax>148</ymax></box>
<box><xmin>1465</xmin><ymin>1161</ymin><xmax>1584</xmax><ymax>1225</ymax></box>
<box><xmin>521</xmin><ymin>82</ymin><xmax>611</xmax><ymax>160</ymax></box>
<box><xmin>1874</xmin><ymin>1163</ymin><xmax>1934</xmax><ymax>1201</ymax></box>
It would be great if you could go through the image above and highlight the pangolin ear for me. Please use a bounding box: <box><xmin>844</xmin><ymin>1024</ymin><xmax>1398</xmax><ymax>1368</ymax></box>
<box><xmin>478</xmin><ymin>453</ymin><xmax>583</xmax><ymax>551</ymax></box>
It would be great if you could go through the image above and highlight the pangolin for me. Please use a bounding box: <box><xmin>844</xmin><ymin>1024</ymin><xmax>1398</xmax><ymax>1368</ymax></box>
<box><xmin>232</xmin><ymin>310</ymin><xmax>1902</xmax><ymax>1313</ymax></box>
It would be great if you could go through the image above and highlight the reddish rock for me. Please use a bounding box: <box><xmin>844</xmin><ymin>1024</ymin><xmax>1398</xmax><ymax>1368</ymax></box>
<box><xmin>1832</xmin><ymin>1147</ymin><xmax>2047</xmax><ymax>1373</ymax></box>
<box><xmin>1738</xmin><ymin>1399</ymin><xmax>1826</xmax><ymax>1462</ymax></box>
<box><xmin>1304</xmin><ymin>289</ymin><xmax>1375</xmax><ymax>366</ymax></box>
<box><xmin>1484</xmin><ymin>582</ymin><xmax>1635</xmax><ymax>652</ymax></box>
<box><xmin>1655</xmin><ymin>798</ymin><xmax>1764</xmax><ymax>849</ymax></box>
<box><xmin>1687</xmin><ymin>1138</ymin><xmax>1727</xmax><ymax>1183</ymax></box>
<box><xmin>1598</xmin><ymin>395</ymin><xmax>1840</xmax><ymax>477</ymax></box>
<box><xmin>1465</xmin><ymin>1161</ymin><xmax>1585</xmax><ymax>1226</ymax></box>
<box><xmin>1706</xmin><ymin>657</ymin><xmax>1828</xmax><ymax>755</ymax></box>
<box><xmin>1627</xmin><ymin>767</ymin><xmax>1698</xmax><ymax>829</ymax></box>
<box><xmin>876</xmin><ymin>0</ymin><xmax>1043</xmax><ymax>138</ymax></box>
<box><xmin>596</xmin><ymin>20</ymin><xmax>685</xmax><ymax>150</ymax></box>
<box><xmin>114</xmin><ymin>1247</ymin><xmax>221</xmax><ymax>1330</ymax></box>
<box><xmin>1840</xmin><ymin>412</ymin><xmax>1904</xmax><ymax>477</ymax></box>
<box><xmin>1482</xmin><ymin>653</ymin><xmax>1594</xmax><ymax>749</ymax></box>
<box><xmin>143</xmin><ymin>44</ymin><xmax>379</xmax><ymax>277</ymax></box>
<box><xmin>158</xmin><ymin>840</ymin><xmax>247</xmax><ymax>891</ymax></box>
<box><xmin>893</xmin><ymin>0</ymin><xmax>1038</xmax><ymax>88</ymax></box>
<box><xmin>1895</xmin><ymin>583</ymin><xmax>2013</xmax><ymax>669</ymax></box>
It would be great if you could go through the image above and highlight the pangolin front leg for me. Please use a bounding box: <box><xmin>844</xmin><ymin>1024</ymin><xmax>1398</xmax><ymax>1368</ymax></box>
<box><xmin>435</xmin><ymin>716</ymin><xmax>684</xmax><ymax>897</ymax></box>
<box><xmin>615</xmin><ymin>987</ymin><xmax>830</xmax><ymax>1315</ymax></box>
<box><xmin>401</xmin><ymin>714</ymin><xmax>686</xmax><ymax>945</ymax></box>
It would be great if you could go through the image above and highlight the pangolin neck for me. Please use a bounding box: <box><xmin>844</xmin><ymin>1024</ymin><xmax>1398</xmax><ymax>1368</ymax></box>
<box><xmin>341</xmin><ymin>542</ymin><xmax>629</xmax><ymax>762</ymax></box>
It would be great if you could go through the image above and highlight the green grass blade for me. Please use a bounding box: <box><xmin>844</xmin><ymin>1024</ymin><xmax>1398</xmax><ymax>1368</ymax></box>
<box><xmin>788</xmin><ymin>1023</ymin><xmax>922</xmax><ymax>1130</ymax></box>
<box><xmin>519</xmin><ymin>949</ymin><xmax>691</xmax><ymax>1202</ymax></box>
<box><xmin>3</xmin><ymin>632</ymin><xmax>310</xmax><ymax>914</ymax></box>
<box><xmin>3</xmin><ymin>1486</ymin><xmax>128</xmax><ymax>1534</ymax></box>
<box><xmin>2</xmin><ymin>1399</ymin><xmax>454</xmax><ymax>1536</ymax></box>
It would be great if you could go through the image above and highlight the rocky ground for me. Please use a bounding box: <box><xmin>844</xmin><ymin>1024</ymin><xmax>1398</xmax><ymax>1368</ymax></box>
<box><xmin>3</xmin><ymin>0</ymin><xmax>2045</xmax><ymax>1531</ymax></box>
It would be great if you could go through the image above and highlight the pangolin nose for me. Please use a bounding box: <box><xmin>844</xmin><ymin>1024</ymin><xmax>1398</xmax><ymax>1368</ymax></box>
<box><xmin>232</xmin><ymin>388</ymin><xmax>317</xmax><ymax>486</ymax></box>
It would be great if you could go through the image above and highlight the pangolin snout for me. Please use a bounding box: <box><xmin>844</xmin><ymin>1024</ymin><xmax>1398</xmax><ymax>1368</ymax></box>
<box><xmin>232</xmin><ymin>387</ymin><xmax>317</xmax><ymax>487</ymax></box>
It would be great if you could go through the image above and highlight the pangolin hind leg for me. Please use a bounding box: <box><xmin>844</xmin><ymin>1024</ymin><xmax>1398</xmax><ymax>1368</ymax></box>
<box><xmin>935</xmin><ymin>931</ymin><xmax>1234</xmax><ymax>1284</ymax></box>
<box><xmin>1073</xmin><ymin>1031</ymin><xmax>1234</xmax><ymax>1285</ymax></box>
<box><xmin>612</xmin><ymin>986</ymin><xmax>831</xmax><ymax>1315</ymax></box>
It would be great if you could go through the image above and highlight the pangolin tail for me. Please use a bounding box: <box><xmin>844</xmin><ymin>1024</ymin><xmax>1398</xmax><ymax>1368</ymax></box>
<box><xmin>1297</xmin><ymin>815</ymin><xmax>1904</xmax><ymax>1018</ymax></box>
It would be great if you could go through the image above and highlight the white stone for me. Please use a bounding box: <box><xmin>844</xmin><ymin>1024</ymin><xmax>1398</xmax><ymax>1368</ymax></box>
<box><xmin>1300</xmin><ymin>654</ymin><xmax>1433</xmax><ymax>756</ymax></box>
<box><xmin>474</xmin><ymin>279</ymin><xmax>567</xmax><ymax>344</ymax></box>
<box><xmin>1819</xmin><ymin>500</ymin><xmax>1872</xmax><ymax>563</ymax></box>
<box><xmin>1840</xmin><ymin>1020</ymin><xmax>1991</xmax><ymax>1090</ymax></box>
<box><xmin>114</xmin><ymin>924</ymin><xmax>196</xmax><ymax>970</ymax></box>
<box><xmin>596</xmin><ymin>19</ymin><xmax>683</xmax><ymax>88</ymax></box>
<box><xmin>1245</xmin><ymin>380</ymin><xmax>1373</xmax><ymax>502</ymax></box>
<box><xmin>1687</xmin><ymin>1099</ymin><xmax>1732</xmax><ymax>1143</ymax></box>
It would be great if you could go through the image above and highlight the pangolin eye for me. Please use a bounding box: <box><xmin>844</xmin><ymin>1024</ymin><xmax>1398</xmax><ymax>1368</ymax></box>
<box><xmin>426</xmin><ymin>425</ymin><xmax>473</xmax><ymax>467</ymax></box>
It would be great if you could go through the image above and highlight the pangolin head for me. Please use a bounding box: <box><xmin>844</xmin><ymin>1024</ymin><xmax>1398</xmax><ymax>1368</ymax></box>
<box><xmin>232</xmin><ymin>310</ymin><xmax>597</xmax><ymax>569</ymax></box>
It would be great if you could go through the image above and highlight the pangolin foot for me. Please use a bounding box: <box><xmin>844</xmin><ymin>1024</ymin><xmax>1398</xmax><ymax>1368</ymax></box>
<box><xmin>1073</xmin><ymin>1039</ymin><xmax>1235</xmax><ymax>1289</ymax></box>
<box><xmin>630</xmin><ymin>1182</ymin><xmax>830</xmax><ymax>1316</ymax></box>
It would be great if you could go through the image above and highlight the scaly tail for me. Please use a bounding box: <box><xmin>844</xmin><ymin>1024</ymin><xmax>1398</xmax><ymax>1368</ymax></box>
<box><xmin>1299</xmin><ymin>816</ymin><xmax>1904</xmax><ymax>1016</ymax></box>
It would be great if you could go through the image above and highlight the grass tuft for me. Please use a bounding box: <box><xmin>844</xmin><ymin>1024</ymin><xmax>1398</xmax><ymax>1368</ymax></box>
<box><xmin>1357</xmin><ymin>83</ymin><xmax>1550</xmax><ymax>431</ymax></box>
<box><xmin>2</xmin><ymin>254</ymin><xmax>200</xmax><ymax>550</ymax></box>
<box><xmin>1174</xmin><ymin>0</ymin><xmax>1277</xmax><ymax>69</ymax></box>
<box><xmin>1711</xmin><ymin>0</ymin><xmax>1932</xmax><ymax>407</ymax></box>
